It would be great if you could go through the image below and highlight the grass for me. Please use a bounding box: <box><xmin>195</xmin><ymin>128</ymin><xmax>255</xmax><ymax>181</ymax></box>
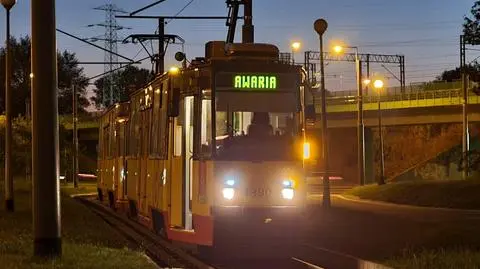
<box><xmin>0</xmin><ymin>179</ymin><xmax>158</xmax><ymax>269</ymax></box>
<box><xmin>61</xmin><ymin>181</ymin><xmax>97</xmax><ymax>196</ymax></box>
<box><xmin>345</xmin><ymin>180</ymin><xmax>480</xmax><ymax>210</ymax></box>
<box><xmin>386</xmin><ymin>248</ymin><xmax>480</xmax><ymax>269</ymax></box>
<box><xmin>345</xmin><ymin>180</ymin><xmax>480</xmax><ymax>267</ymax></box>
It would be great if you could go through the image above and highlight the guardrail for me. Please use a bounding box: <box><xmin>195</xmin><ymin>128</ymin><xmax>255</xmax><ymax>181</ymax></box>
<box><xmin>314</xmin><ymin>89</ymin><xmax>480</xmax><ymax>112</ymax></box>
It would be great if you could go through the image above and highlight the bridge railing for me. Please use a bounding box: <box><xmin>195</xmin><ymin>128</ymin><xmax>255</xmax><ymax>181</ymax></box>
<box><xmin>320</xmin><ymin>88</ymin><xmax>478</xmax><ymax>106</ymax></box>
<box><xmin>326</xmin><ymin>80</ymin><xmax>467</xmax><ymax>98</ymax></box>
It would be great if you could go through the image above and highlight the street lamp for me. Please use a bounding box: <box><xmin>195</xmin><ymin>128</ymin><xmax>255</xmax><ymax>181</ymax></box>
<box><xmin>333</xmin><ymin>45</ymin><xmax>343</xmax><ymax>54</ymax></box>
<box><xmin>291</xmin><ymin>41</ymin><xmax>301</xmax><ymax>64</ymax></box>
<box><xmin>373</xmin><ymin>79</ymin><xmax>386</xmax><ymax>185</ymax></box>
<box><xmin>169</xmin><ymin>66</ymin><xmax>180</xmax><ymax>75</ymax></box>
<box><xmin>1</xmin><ymin>0</ymin><xmax>17</xmax><ymax>212</ymax></box>
<box><xmin>314</xmin><ymin>18</ymin><xmax>330</xmax><ymax>208</ymax></box>
<box><xmin>333</xmin><ymin>44</ymin><xmax>365</xmax><ymax>186</ymax></box>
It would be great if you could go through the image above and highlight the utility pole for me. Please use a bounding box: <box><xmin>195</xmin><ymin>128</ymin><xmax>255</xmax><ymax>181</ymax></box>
<box><xmin>31</xmin><ymin>0</ymin><xmax>62</xmax><ymax>257</ymax></box>
<box><xmin>72</xmin><ymin>85</ymin><xmax>79</xmax><ymax>188</ymax></box>
<box><xmin>157</xmin><ymin>18</ymin><xmax>165</xmax><ymax>74</ymax></box>
<box><xmin>460</xmin><ymin>35</ymin><xmax>469</xmax><ymax>179</ymax></box>
<box><xmin>314</xmin><ymin>19</ymin><xmax>330</xmax><ymax>208</ymax></box>
<box><xmin>366</xmin><ymin>55</ymin><xmax>370</xmax><ymax>96</ymax></box>
<box><xmin>2</xmin><ymin>0</ymin><xmax>16</xmax><ymax>212</ymax></box>
<box><xmin>242</xmin><ymin>0</ymin><xmax>254</xmax><ymax>43</ymax></box>
<box><xmin>355</xmin><ymin>52</ymin><xmax>365</xmax><ymax>186</ymax></box>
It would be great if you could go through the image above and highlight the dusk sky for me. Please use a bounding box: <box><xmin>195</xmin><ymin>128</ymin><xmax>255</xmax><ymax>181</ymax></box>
<box><xmin>0</xmin><ymin>0</ymin><xmax>475</xmax><ymax>96</ymax></box>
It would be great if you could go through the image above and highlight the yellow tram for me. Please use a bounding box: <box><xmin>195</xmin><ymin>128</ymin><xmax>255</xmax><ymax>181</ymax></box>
<box><xmin>97</xmin><ymin>41</ymin><xmax>316</xmax><ymax>249</ymax></box>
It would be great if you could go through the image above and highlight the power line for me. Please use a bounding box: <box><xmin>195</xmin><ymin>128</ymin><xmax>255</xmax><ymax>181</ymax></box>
<box><xmin>166</xmin><ymin>0</ymin><xmax>195</xmax><ymax>24</ymax></box>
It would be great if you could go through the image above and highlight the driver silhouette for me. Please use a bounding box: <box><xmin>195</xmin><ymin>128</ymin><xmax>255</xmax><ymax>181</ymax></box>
<box><xmin>247</xmin><ymin>112</ymin><xmax>273</xmax><ymax>137</ymax></box>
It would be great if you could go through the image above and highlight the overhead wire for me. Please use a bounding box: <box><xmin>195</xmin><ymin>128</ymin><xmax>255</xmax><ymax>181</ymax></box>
<box><xmin>166</xmin><ymin>0</ymin><xmax>195</xmax><ymax>24</ymax></box>
<box><xmin>154</xmin><ymin>0</ymin><xmax>196</xmax><ymax>34</ymax></box>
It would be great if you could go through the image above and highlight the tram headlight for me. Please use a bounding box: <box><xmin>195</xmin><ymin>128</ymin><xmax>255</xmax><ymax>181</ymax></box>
<box><xmin>303</xmin><ymin>142</ymin><xmax>311</xmax><ymax>160</ymax></box>
<box><xmin>283</xmin><ymin>179</ymin><xmax>294</xmax><ymax>188</ymax></box>
<box><xmin>225</xmin><ymin>179</ymin><xmax>235</xmax><ymax>187</ymax></box>
<box><xmin>222</xmin><ymin>187</ymin><xmax>235</xmax><ymax>200</ymax></box>
<box><xmin>281</xmin><ymin>188</ymin><xmax>295</xmax><ymax>200</ymax></box>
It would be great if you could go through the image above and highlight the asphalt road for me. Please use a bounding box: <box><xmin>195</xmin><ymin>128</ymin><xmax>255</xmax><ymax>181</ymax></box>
<box><xmin>209</xmin><ymin>194</ymin><xmax>480</xmax><ymax>269</ymax></box>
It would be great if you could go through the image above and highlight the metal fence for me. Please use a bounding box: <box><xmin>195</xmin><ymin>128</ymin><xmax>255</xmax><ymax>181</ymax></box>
<box><xmin>314</xmin><ymin>88</ymin><xmax>480</xmax><ymax>112</ymax></box>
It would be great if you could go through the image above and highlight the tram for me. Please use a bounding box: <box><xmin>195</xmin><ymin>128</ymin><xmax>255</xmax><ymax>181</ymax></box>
<box><xmin>97</xmin><ymin>40</ymin><xmax>317</xmax><ymax>250</ymax></box>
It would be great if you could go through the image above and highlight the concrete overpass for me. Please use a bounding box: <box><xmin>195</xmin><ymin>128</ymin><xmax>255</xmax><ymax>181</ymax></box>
<box><xmin>315</xmin><ymin>89</ymin><xmax>480</xmax><ymax>128</ymax></box>
<box><xmin>60</xmin><ymin>115</ymin><xmax>99</xmax><ymax>141</ymax></box>
<box><xmin>73</xmin><ymin>89</ymin><xmax>480</xmax><ymax>133</ymax></box>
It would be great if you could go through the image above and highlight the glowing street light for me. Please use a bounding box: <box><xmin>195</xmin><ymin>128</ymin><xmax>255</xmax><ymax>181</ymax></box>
<box><xmin>169</xmin><ymin>66</ymin><xmax>180</xmax><ymax>75</ymax></box>
<box><xmin>374</xmin><ymin>79</ymin><xmax>384</xmax><ymax>89</ymax></box>
<box><xmin>291</xmin><ymin>41</ymin><xmax>301</xmax><ymax>51</ymax></box>
<box><xmin>373</xmin><ymin>79</ymin><xmax>386</xmax><ymax>185</ymax></box>
<box><xmin>291</xmin><ymin>41</ymin><xmax>301</xmax><ymax>64</ymax></box>
<box><xmin>333</xmin><ymin>45</ymin><xmax>343</xmax><ymax>54</ymax></box>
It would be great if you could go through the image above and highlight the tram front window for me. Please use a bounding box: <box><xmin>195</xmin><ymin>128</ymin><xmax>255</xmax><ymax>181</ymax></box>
<box><xmin>215</xmin><ymin>111</ymin><xmax>298</xmax><ymax>161</ymax></box>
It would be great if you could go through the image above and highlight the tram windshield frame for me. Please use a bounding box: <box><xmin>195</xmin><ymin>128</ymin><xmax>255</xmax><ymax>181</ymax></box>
<box><xmin>199</xmin><ymin>71</ymin><xmax>304</xmax><ymax>161</ymax></box>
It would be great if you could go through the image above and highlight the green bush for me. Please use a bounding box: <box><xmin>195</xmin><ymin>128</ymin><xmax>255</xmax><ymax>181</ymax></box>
<box><xmin>0</xmin><ymin>116</ymin><xmax>86</xmax><ymax>178</ymax></box>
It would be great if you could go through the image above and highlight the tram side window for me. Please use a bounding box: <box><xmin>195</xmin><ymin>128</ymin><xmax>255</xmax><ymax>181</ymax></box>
<box><xmin>173</xmin><ymin>99</ymin><xmax>184</xmax><ymax>157</ymax></box>
<box><xmin>103</xmin><ymin>126</ymin><xmax>110</xmax><ymax>158</ymax></box>
<box><xmin>128</xmin><ymin>103</ymin><xmax>135</xmax><ymax>156</ymax></box>
<box><xmin>157</xmin><ymin>83</ymin><xmax>168</xmax><ymax>159</ymax></box>
<box><xmin>98</xmin><ymin>122</ymin><xmax>103</xmax><ymax>159</ymax></box>
<box><xmin>111</xmin><ymin>119</ymin><xmax>117</xmax><ymax>157</ymax></box>
<box><xmin>118</xmin><ymin>124</ymin><xmax>125</xmax><ymax>157</ymax></box>
<box><xmin>134</xmin><ymin>97</ymin><xmax>141</xmax><ymax>156</ymax></box>
<box><xmin>201</xmin><ymin>99</ymin><xmax>212</xmax><ymax>156</ymax></box>
<box><xmin>150</xmin><ymin>86</ymin><xmax>161</xmax><ymax>156</ymax></box>
<box><xmin>128</xmin><ymin>96</ymin><xmax>140</xmax><ymax>157</ymax></box>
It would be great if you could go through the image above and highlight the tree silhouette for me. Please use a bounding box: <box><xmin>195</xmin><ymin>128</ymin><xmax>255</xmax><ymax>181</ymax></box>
<box><xmin>436</xmin><ymin>65</ymin><xmax>480</xmax><ymax>82</ymax></box>
<box><xmin>91</xmin><ymin>65</ymin><xmax>154</xmax><ymax>109</ymax></box>
<box><xmin>464</xmin><ymin>1</ymin><xmax>480</xmax><ymax>44</ymax></box>
<box><xmin>0</xmin><ymin>36</ymin><xmax>89</xmax><ymax>115</ymax></box>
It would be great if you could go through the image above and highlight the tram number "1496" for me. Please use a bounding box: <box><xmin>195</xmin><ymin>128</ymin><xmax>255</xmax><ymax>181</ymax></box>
<box><xmin>246</xmin><ymin>188</ymin><xmax>271</xmax><ymax>197</ymax></box>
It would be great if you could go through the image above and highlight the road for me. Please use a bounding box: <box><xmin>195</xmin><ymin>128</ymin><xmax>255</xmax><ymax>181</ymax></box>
<box><xmin>209</xmin><ymin>194</ymin><xmax>480</xmax><ymax>269</ymax></box>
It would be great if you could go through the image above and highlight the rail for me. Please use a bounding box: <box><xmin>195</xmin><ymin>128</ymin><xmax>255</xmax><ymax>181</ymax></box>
<box><xmin>76</xmin><ymin>196</ymin><xmax>215</xmax><ymax>269</ymax></box>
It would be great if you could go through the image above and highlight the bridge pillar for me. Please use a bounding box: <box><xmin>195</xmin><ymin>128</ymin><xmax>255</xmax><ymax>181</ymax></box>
<box><xmin>364</xmin><ymin>127</ymin><xmax>375</xmax><ymax>184</ymax></box>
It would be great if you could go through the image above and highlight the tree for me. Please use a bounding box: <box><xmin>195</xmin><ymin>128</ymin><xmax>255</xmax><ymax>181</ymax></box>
<box><xmin>436</xmin><ymin>65</ymin><xmax>480</xmax><ymax>82</ymax></box>
<box><xmin>91</xmin><ymin>65</ymin><xmax>154</xmax><ymax>108</ymax></box>
<box><xmin>464</xmin><ymin>1</ymin><xmax>480</xmax><ymax>44</ymax></box>
<box><xmin>0</xmin><ymin>36</ymin><xmax>89</xmax><ymax>116</ymax></box>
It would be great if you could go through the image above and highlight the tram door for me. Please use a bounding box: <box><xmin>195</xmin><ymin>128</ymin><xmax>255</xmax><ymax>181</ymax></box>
<box><xmin>184</xmin><ymin>96</ymin><xmax>194</xmax><ymax>230</ymax></box>
<box><xmin>170</xmin><ymin>96</ymin><xmax>194</xmax><ymax>230</ymax></box>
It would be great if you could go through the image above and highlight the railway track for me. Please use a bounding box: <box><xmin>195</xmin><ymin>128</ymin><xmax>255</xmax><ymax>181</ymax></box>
<box><xmin>75</xmin><ymin>195</ymin><xmax>216</xmax><ymax>269</ymax></box>
<box><xmin>74</xmin><ymin>195</ymin><xmax>392</xmax><ymax>269</ymax></box>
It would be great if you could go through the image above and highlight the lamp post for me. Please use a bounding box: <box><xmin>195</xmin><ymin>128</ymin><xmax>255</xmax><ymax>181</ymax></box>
<box><xmin>460</xmin><ymin>35</ymin><xmax>469</xmax><ymax>180</ymax></box>
<box><xmin>1</xmin><ymin>0</ymin><xmax>16</xmax><ymax>212</ymax></box>
<box><xmin>373</xmin><ymin>79</ymin><xmax>386</xmax><ymax>185</ymax></box>
<box><xmin>314</xmin><ymin>19</ymin><xmax>330</xmax><ymax>208</ymax></box>
<box><xmin>72</xmin><ymin>84</ymin><xmax>78</xmax><ymax>189</ymax></box>
<box><xmin>333</xmin><ymin>44</ymin><xmax>365</xmax><ymax>186</ymax></box>
<box><xmin>291</xmin><ymin>41</ymin><xmax>301</xmax><ymax>65</ymax></box>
